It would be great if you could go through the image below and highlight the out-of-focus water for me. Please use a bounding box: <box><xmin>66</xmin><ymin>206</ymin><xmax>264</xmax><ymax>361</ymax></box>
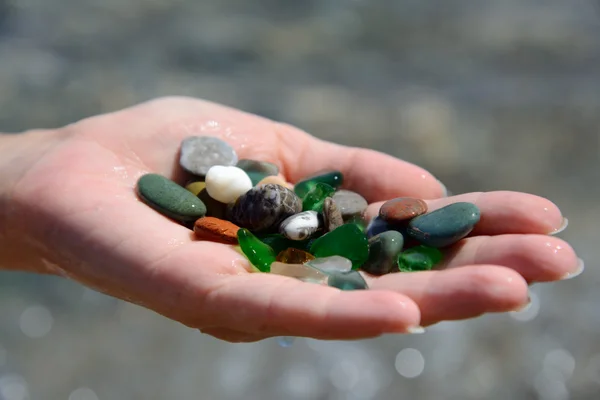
<box><xmin>1</xmin><ymin>1</ymin><xmax>599</xmax><ymax>399</ymax></box>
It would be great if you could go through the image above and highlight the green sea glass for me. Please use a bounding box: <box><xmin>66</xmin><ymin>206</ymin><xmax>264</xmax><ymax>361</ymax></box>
<box><xmin>237</xmin><ymin>228</ymin><xmax>276</xmax><ymax>272</ymax></box>
<box><xmin>309</xmin><ymin>224</ymin><xmax>369</xmax><ymax>270</ymax></box>
<box><xmin>397</xmin><ymin>245</ymin><xmax>443</xmax><ymax>272</ymax></box>
<box><xmin>301</xmin><ymin>182</ymin><xmax>336</xmax><ymax>212</ymax></box>
<box><xmin>294</xmin><ymin>170</ymin><xmax>344</xmax><ymax>198</ymax></box>
<box><xmin>259</xmin><ymin>234</ymin><xmax>312</xmax><ymax>254</ymax></box>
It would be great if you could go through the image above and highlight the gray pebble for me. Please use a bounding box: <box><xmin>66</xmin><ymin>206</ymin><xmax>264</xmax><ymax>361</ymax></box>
<box><xmin>332</xmin><ymin>189</ymin><xmax>368</xmax><ymax>219</ymax></box>
<box><xmin>179</xmin><ymin>136</ymin><xmax>238</xmax><ymax>176</ymax></box>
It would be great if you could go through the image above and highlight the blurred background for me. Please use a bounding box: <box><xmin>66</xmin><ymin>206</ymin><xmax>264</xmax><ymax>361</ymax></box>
<box><xmin>1</xmin><ymin>0</ymin><xmax>599</xmax><ymax>399</ymax></box>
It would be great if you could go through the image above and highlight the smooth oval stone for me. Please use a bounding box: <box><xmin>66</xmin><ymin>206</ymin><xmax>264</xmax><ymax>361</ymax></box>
<box><xmin>237</xmin><ymin>228</ymin><xmax>276</xmax><ymax>272</ymax></box>
<box><xmin>294</xmin><ymin>170</ymin><xmax>343</xmax><ymax>198</ymax></box>
<box><xmin>332</xmin><ymin>190</ymin><xmax>368</xmax><ymax>220</ymax></box>
<box><xmin>361</xmin><ymin>231</ymin><xmax>404</xmax><ymax>275</ymax></box>
<box><xmin>328</xmin><ymin>271</ymin><xmax>368</xmax><ymax>291</ymax></box>
<box><xmin>279</xmin><ymin>211</ymin><xmax>322</xmax><ymax>240</ymax></box>
<box><xmin>194</xmin><ymin>217</ymin><xmax>240</xmax><ymax>244</ymax></box>
<box><xmin>379</xmin><ymin>197</ymin><xmax>428</xmax><ymax>223</ymax></box>
<box><xmin>407</xmin><ymin>202</ymin><xmax>481</xmax><ymax>248</ymax></box>
<box><xmin>205</xmin><ymin>165</ymin><xmax>253</xmax><ymax>204</ymax></box>
<box><xmin>270</xmin><ymin>262</ymin><xmax>328</xmax><ymax>284</ymax></box>
<box><xmin>236</xmin><ymin>159</ymin><xmax>279</xmax><ymax>185</ymax></box>
<box><xmin>258</xmin><ymin>234</ymin><xmax>312</xmax><ymax>254</ymax></box>
<box><xmin>397</xmin><ymin>245</ymin><xmax>443</xmax><ymax>272</ymax></box>
<box><xmin>302</xmin><ymin>182</ymin><xmax>336</xmax><ymax>212</ymax></box>
<box><xmin>322</xmin><ymin>197</ymin><xmax>343</xmax><ymax>232</ymax></box>
<box><xmin>179</xmin><ymin>136</ymin><xmax>238</xmax><ymax>176</ymax></box>
<box><xmin>365</xmin><ymin>216</ymin><xmax>403</xmax><ymax>239</ymax></box>
<box><xmin>309</xmin><ymin>224</ymin><xmax>369</xmax><ymax>270</ymax></box>
<box><xmin>306</xmin><ymin>256</ymin><xmax>352</xmax><ymax>274</ymax></box>
<box><xmin>227</xmin><ymin>184</ymin><xmax>302</xmax><ymax>233</ymax></box>
<box><xmin>198</xmin><ymin>188</ymin><xmax>227</xmax><ymax>219</ymax></box>
<box><xmin>136</xmin><ymin>173</ymin><xmax>206</xmax><ymax>222</ymax></box>
<box><xmin>185</xmin><ymin>181</ymin><xmax>206</xmax><ymax>196</ymax></box>
<box><xmin>276</xmin><ymin>248</ymin><xmax>316</xmax><ymax>264</ymax></box>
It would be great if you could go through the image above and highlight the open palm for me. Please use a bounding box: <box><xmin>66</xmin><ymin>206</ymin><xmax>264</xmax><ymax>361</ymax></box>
<box><xmin>7</xmin><ymin>97</ymin><xmax>579</xmax><ymax>342</ymax></box>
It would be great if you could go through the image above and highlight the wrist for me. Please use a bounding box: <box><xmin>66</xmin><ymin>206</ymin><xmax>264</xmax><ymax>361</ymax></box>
<box><xmin>0</xmin><ymin>129</ymin><xmax>67</xmax><ymax>273</ymax></box>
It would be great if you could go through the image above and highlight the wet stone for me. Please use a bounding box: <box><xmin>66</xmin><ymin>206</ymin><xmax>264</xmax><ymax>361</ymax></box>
<box><xmin>309</xmin><ymin>223</ymin><xmax>369</xmax><ymax>270</ymax></box>
<box><xmin>332</xmin><ymin>190</ymin><xmax>368</xmax><ymax>220</ymax></box>
<box><xmin>276</xmin><ymin>248</ymin><xmax>316</xmax><ymax>264</ymax></box>
<box><xmin>301</xmin><ymin>182</ymin><xmax>336</xmax><ymax>212</ymax></box>
<box><xmin>258</xmin><ymin>234</ymin><xmax>311</xmax><ymax>254</ymax></box>
<box><xmin>236</xmin><ymin>159</ymin><xmax>279</xmax><ymax>185</ymax></box>
<box><xmin>397</xmin><ymin>245</ymin><xmax>443</xmax><ymax>272</ymax></box>
<box><xmin>322</xmin><ymin>197</ymin><xmax>343</xmax><ymax>232</ymax></box>
<box><xmin>328</xmin><ymin>271</ymin><xmax>368</xmax><ymax>291</ymax></box>
<box><xmin>198</xmin><ymin>188</ymin><xmax>227</xmax><ymax>220</ymax></box>
<box><xmin>205</xmin><ymin>165</ymin><xmax>253</xmax><ymax>204</ymax></box>
<box><xmin>361</xmin><ymin>231</ymin><xmax>404</xmax><ymax>275</ymax></box>
<box><xmin>379</xmin><ymin>197</ymin><xmax>428</xmax><ymax>223</ymax></box>
<box><xmin>270</xmin><ymin>262</ymin><xmax>328</xmax><ymax>284</ymax></box>
<box><xmin>279</xmin><ymin>211</ymin><xmax>322</xmax><ymax>240</ymax></box>
<box><xmin>407</xmin><ymin>202</ymin><xmax>481</xmax><ymax>248</ymax></box>
<box><xmin>306</xmin><ymin>256</ymin><xmax>353</xmax><ymax>274</ymax></box>
<box><xmin>194</xmin><ymin>217</ymin><xmax>240</xmax><ymax>244</ymax></box>
<box><xmin>227</xmin><ymin>184</ymin><xmax>302</xmax><ymax>233</ymax></box>
<box><xmin>179</xmin><ymin>136</ymin><xmax>238</xmax><ymax>176</ymax></box>
<box><xmin>136</xmin><ymin>173</ymin><xmax>206</xmax><ymax>223</ymax></box>
<box><xmin>237</xmin><ymin>228</ymin><xmax>276</xmax><ymax>272</ymax></box>
<box><xmin>294</xmin><ymin>170</ymin><xmax>343</xmax><ymax>198</ymax></box>
<box><xmin>185</xmin><ymin>181</ymin><xmax>206</xmax><ymax>196</ymax></box>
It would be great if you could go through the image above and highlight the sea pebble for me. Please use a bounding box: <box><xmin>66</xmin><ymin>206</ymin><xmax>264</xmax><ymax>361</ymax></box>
<box><xmin>279</xmin><ymin>211</ymin><xmax>322</xmax><ymax>240</ymax></box>
<box><xmin>205</xmin><ymin>165</ymin><xmax>253</xmax><ymax>204</ymax></box>
<box><xmin>179</xmin><ymin>136</ymin><xmax>238</xmax><ymax>176</ymax></box>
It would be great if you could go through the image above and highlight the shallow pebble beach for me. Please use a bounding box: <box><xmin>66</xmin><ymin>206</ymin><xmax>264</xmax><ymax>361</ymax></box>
<box><xmin>1</xmin><ymin>1</ymin><xmax>599</xmax><ymax>400</ymax></box>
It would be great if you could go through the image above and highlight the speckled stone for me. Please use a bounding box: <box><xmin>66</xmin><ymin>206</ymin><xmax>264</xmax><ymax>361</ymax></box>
<box><xmin>322</xmin><ymin>197</ymin><xmax>343</xmax><ymax>232</ymax></box>
<box><xmin>332</xmin><ymin>190</ymin><xmax>368</xmax><ymax>220</ymax></box>
<box><xmin>136</xmin><ymin>173</ymin><xmax>206</xmax><ymax>223</ymax></box>
<box><xmin>179</xmin><ymin>136</ymin><xmax>238</xmax><ymax>176</ymax></box>
<box><xmin>226</xmin><ymin>184</ymin><xmax>302</xmax><ymax>233</ymax></box>
<box><xmin>361</xmin><ymin>231</ymin><xmax>404</xmax><ymax>275</ymax></box>
<box><xmin>379</xmin><ymin>197</ymin><xmax>428</xmax><ymax>223</ymax></box>
<box><xmin>279</xmin><ymin>211</ymin><xmax>322</xmax><ymax>240</ymax></box>
<box><xmin>407</xmin><ymin>202</ymin><xmax>481</xmax><ymax>248</ymax></box>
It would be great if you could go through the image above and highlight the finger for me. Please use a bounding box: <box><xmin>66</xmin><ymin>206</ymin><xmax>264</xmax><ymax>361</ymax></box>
<box><xmin>367</xmin><ymin>265</ymin><xmax>529</xmax><ymax>327</ymax></box>
<box><xmin>194</xmin><ymin>270</ymin><xmax>422</xmax><ymax>340</ymax></box>
<box><xmin>440</xmin><ymin>235</ymin><xmax>581</xmax><ymax>283</ymax></box>
<box><xmin>275</xmin><ymin>126</ymin><xmax>446</xmax><ymax>201</ymax></box>
<box><xmin>365</xmin><ymin>191</ymin><xmax>565</xmax><ymax>235</ymax></box>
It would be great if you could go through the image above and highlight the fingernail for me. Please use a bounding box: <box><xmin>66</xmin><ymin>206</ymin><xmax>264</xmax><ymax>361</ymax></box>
<box><xmin>406</xmin><ymin>326</ymin><xmax>426</xmax><ymax>334</ymax></box>
<box><xmin>437</xmin><ymin>180</ymin><xmax>450</xmax><ymax>197</ymax></box>
<box><xmin>512</xmin><ymin>294</ymin><xmax>532</xmax><ymax>313</ymax></box>
<box><xmin>561</xmin><ymin>257</ymin><xmax>585</xmax><ymax>280</ymax></box>
<box><xmin>549</xmin><ymin>217</ymin><xmax>569</xmax><ymax>236</ymax></box>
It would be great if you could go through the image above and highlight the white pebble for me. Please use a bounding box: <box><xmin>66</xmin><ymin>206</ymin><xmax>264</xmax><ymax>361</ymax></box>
<box><xmin>205</xmin><ymin>166</ymin><xmax>253</xmax><ymax>204</ymax></box>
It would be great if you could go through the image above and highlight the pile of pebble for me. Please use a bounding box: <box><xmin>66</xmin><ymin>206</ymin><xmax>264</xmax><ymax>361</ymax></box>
<box><xmin>136</xmin><ymin>136</ymin><xmax>481</xmax><ymax>291</ymax></box>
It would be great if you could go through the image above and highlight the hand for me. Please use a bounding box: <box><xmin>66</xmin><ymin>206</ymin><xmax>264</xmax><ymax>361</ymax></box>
<box><xmin>0</xmin><ymin>96</ymin><xmax>580</xmax><ymax>342</ymax></box>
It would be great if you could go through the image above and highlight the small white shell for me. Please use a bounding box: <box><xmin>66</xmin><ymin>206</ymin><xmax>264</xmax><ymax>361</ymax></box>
<box><xmin>279</xmin><ymin>211</ymin><xmax>321</xmax><ymax>240</ymax></box>
<box><xmin>205</xmin><ymin>166</ymin><xmax>253</xmax><ymax>204</ymax></box>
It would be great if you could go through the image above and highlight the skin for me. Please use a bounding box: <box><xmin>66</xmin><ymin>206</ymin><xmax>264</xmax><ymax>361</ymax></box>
<box><xmin>0</xmin><ymin>96</ymin><xmax>581</xmax><ymax>343</ymax></box>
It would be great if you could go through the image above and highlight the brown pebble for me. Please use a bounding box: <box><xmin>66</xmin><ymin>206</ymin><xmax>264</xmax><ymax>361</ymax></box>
<box><xmin>322</xmin><ymin>197</ymin><xmax>343</xmax><ymax>232</ymax></box>
<box><xmin>194</xmin><ymin>217</ymin><xmax>240</xmax><ymax>244</ymax></box>
<box><xmin>276</xmin><ymin>248</ymin><xmax>315</xmax><ymax>264</ymax></box>
<box><xmin>198</xmin><ymin>188</ymin><xmax>227</xmax><ymax>219</ymax></box>
<box><xmin>379</xmin><ymin>197</ymin><xmax>428</xmax><ymax>222</ymax></box>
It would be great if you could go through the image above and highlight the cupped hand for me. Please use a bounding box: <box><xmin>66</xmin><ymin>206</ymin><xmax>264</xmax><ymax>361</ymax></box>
<box><xmin>5</xmin><ymin>97</ymin><xmax>581</xmax><ymax>342</ymax></box>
